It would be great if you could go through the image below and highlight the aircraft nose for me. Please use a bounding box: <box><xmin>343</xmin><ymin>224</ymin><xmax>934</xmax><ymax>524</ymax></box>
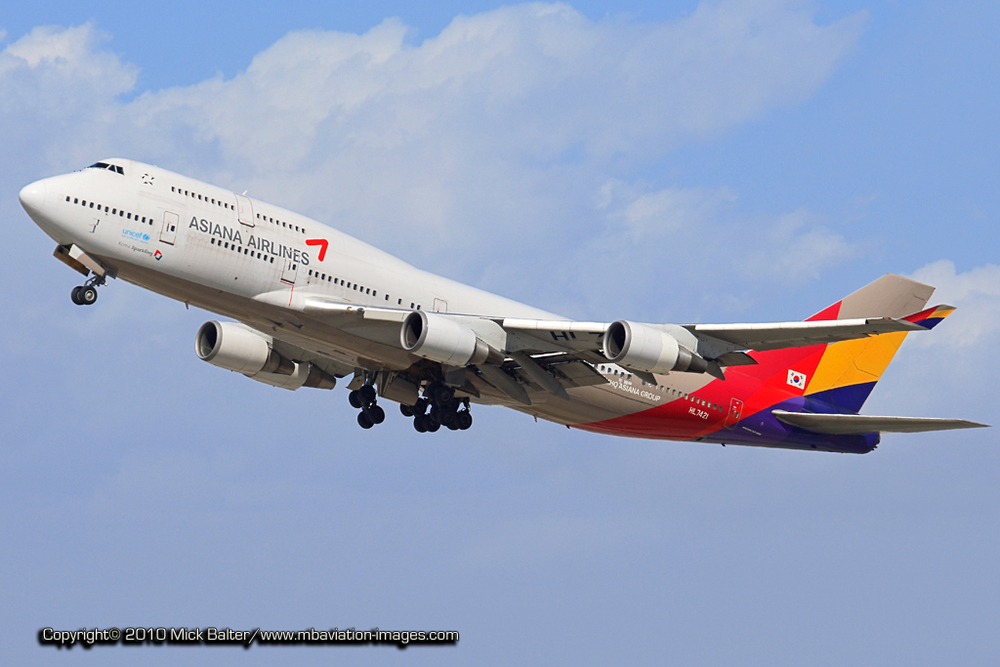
<box><xmin>19</xmin><ymin>180</ymin><xmax>46</xmax><ymax>216</ymax></box>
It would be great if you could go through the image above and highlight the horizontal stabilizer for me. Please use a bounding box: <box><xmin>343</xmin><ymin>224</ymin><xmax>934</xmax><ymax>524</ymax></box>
<box><xmin>903</xmin><ymin>304</ymin><xmax>956</xmax><ymax>330</ymax></box>
<box><xmin>772</xmin><ymin>410</ymin><xmax>988</xmax><ymax>435</ymax></box>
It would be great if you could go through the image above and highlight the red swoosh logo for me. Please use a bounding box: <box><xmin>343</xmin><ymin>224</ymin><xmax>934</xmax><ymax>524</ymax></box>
<box><xmin>305</xmin><ymin>238</ymin><xmax>329</xmax><ymax>262</ymax></box>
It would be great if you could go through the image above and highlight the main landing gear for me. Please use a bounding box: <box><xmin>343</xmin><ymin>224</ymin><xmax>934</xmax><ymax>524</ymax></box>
<box><xmin>70</xmin><ymin>274</ymin><xmax>106</xmax><ymax>306</ymax></box>
<box><xmin>349</xmin><ymin>383</ymin><xmax>385</xmax><ymax>430</ymax></box>
<box><xmin>400</xmin><ymin>383</ymin><xmax>473</xmax><ymax>433</ymax></box>
<box><xmin>348</xmin><ymin>380</ymin><xmax>474</xmax><ymax>433</ymax></box>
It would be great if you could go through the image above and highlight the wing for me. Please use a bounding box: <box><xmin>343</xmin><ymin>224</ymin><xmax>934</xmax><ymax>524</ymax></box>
<box><xmin>772</xmin><ymin>410</ymin><xmax>988</xmax><ymax>435</ymax></box>
<box><xmin>290</xmin><ymin>295</ymin><xmax>951</xmax><ymax>406</ymax></box>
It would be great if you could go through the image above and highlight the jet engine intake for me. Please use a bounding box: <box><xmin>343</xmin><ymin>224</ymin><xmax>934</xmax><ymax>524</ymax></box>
<box><xmin>603</xmin><ymin>320</ymin><xmax>709</xmax><ymax>375</ymax></box>
<box><xmin>195</xmin><ymin>320</ymin><xmax>295</xmax><ymax>376</ymax></box>
<box><xmin>401</xmin><ymin>311</ymin><xmax>501</xmax><ymax>366</ymax></box>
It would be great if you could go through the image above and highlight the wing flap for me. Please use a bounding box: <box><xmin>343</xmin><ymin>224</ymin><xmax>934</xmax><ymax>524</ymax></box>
<box><xmin>772</xmin><ymin>410</ymin><xmax>988</xmax><ymax>435</ymax></box>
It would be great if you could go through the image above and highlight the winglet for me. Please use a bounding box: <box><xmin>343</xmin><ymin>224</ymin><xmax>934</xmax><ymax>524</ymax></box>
<box><xmin>903</xmin><ymin>304</ymin><xmax>956</xmax><ymax>330</ymax></box>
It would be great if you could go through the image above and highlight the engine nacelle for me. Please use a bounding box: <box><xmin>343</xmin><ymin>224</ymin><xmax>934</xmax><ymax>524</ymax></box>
<box><xmin>603</xmin><ymin>320</ymin><xmax>709</xmax><ymax>375</ymax></box>
<box><xmin>400</xmin><ymin>311</ymin><xmax>500</xmax><ymax>366</ymax></box>
<box><xmin>248</xmin><ymin>362</ymin><xmax>337</xmax><ymax>391</ymax></box>
<box><xmin>195</xmin><ymin>321</ymin><xmax>295</xmax><ymax>376</ymax></box>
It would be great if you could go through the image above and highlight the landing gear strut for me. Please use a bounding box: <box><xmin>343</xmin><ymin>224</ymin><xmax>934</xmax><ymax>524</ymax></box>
<box><xmin>350</xmin><ymin>382</ymin><xmax>385</xmax><ymax>430</ymax></box>
<box><xmin>70</xmin><ymin>274</ymin><xmax>106</xmax><ymax>306</ymax></box>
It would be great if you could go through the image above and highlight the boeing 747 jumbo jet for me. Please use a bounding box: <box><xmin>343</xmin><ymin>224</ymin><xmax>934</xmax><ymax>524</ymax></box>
<box><xmin>20</xmin><ymin>159</ymin><xmax>987</xmax><ymax>453</ymax></box>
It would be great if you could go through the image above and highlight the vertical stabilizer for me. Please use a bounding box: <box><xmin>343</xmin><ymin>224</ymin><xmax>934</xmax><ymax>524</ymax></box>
<box><xmin>746</xmin><ymin>275</ymin><xmax>938</xmax><ymax>413</ymax></box>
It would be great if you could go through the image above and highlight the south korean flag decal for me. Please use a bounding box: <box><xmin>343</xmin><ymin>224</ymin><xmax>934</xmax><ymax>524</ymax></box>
<box><xmin>787</xmin><ymin>369</ymin><xmax>807</xmax><ymax>390</ymax></box>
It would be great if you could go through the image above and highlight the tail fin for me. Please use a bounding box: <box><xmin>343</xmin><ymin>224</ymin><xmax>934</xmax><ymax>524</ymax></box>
<box><xmin>747</xmin><ymin>275</ymin><xmax>947</xmax><ymax>413</ymax></box>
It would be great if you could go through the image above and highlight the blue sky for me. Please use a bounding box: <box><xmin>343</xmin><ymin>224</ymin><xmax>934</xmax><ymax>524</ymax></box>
<box><xmin>2</xmin><ymin>1</ymin><xmax>999</xmax><ymax>665</ymax></box>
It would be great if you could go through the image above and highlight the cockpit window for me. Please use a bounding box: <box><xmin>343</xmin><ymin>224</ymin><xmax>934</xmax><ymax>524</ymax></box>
<box><xmin>86</xmin><ymin>162</ymin><xmax>125</xmax><ymax>175</ymax></box>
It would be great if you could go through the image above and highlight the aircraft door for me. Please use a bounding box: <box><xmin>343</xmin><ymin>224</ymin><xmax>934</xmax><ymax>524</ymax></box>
<box><xmin>280</xmin><ymin>259</ymin><xmax>298</xmax><ymax>285</ymax></box>
<box><xmin>159</xmin><ymin>211</ymin><xmax>179</xmax><ymax>245</ymax></box>
<box><xmin>433</xmin><ymin>298</ymin><xmax>448</xmax><ymax>313</ymax></box>
<box><xmin>234</xmin><ymin>193</ymin><xmax>255</xmax><ymax>227</ymax></box>
<box><xmin>724</xmin><ymin>398</ymin><xmax>743</xmax><ymax>430</ymax></box>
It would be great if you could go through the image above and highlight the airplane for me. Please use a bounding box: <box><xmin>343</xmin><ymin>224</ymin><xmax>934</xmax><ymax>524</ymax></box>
<box><xmin>19</xmin><ymin>159</ymin><xmax>987</xmax><ymax>453</ymax></box>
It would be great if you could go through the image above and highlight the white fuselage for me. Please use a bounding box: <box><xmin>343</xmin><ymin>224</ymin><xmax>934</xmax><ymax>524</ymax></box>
<box><xmin>20</xmin><ymin>159</ymin><xmax>719</xmax><ymax>432</ymax></box>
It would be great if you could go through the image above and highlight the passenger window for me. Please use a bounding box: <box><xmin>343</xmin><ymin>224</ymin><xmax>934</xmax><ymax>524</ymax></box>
<box><xmin>82</xmin><ymin>200</ymin><xmax>87</xmax><ymax>206</ymax></box>
<box><xmin>90</xmin><ymin>202</ymin><xmax>94</xmax><ymax>208</ymax></box>
<box><xmin>127</xmin><ymin>213</ymin><xmax>131</xmax><ymax>219</ymax></box>
<box><xmin>65</xmin><ymin>196</ymin><xmax>70</xmax><ymax>202</ymax></box>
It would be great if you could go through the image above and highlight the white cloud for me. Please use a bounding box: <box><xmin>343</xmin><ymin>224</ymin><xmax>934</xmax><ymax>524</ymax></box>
<box><xmin>909</xmin><ymin>260</ymin><xmax>1000</xmax><ymax>349</ymax></box>
<box><xmin>2</xmin><ymin>1</ymin><xmax>867</xmax><ymax>323</ymax></box>
<box><xmin>859</xmin><ymin>260</ymin><xmax>1000</xmax><ymax>419</ymax></box>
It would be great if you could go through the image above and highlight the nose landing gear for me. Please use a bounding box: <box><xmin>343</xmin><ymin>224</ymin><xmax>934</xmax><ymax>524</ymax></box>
<box><xmin>70</xmin><ymin>274</ymin><xmax>106</xmax><ymax>306</ymax></box>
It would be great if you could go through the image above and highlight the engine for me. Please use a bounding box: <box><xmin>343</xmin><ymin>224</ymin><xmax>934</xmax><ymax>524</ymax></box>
<box><xmin>602</xmin><ymin>320</ymin><xmax>709</xmax><ymax>374</ymax></box>
<box><xmin>195</xmin><ymin>320</ymin><xmax>294</xmax><ymax>375</ymax></box>
<box><xmin>195</xmin><ymin>321</ymin><xmax>338</xmax><ymax>390</ymax></box>
<box><xmin>400</xmin><ymin>311</ymin><xmax>501</xmax><ymax>366</ymax></box>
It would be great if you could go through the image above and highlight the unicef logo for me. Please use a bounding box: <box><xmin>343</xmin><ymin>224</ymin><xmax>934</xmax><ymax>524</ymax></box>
<box><xmin>121</xmin><ymin>229</ymin><xmax>151</xmax><ymax>244</ymax></box>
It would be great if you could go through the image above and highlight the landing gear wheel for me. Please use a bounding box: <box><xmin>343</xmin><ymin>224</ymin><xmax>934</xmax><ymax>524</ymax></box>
<box><xmin>348</xmin><ymin>390</ymin><xmax>364</xmax><ymax>409</ymax></box>
<box><xmin>446</xmin><ymin>422</ymin><xmax>460</xmax><ymax>431</ymax></box>
<box><xmin>80</xmin><ymin>286</ymin><xmax>98</xmax><ymax>305</ymax></box>
<box><xmin>413</xmin><ymin>416</ymin><xmax>428</xmax><ymax>433</ymax></box>
<box><xmin>71</xmin><ymin>286</ymin><xmax>83</xmax><ymax>305</ymax></box>
<box><xmin>359</xmin><ymin>384</ymin><xmax>377</xmax><ymax>405</ymax></box>
<box><xmin>456</xmin><ymin>411</ymin><xmax>473</xmax><ymax>430</ymax></box>
<box><xmin>413</xmin><ymin>398</ymin><xmax>429</xmax><ymax>415</ymax></box>
<box><xmin>400</xmin><ymin>404</ymin><xmax>414</xmax><ymax>417</ymax></box>
<box><xmin>357</xmin><ymin>412</ymin><xmax>374</xmax><ymax>429</ymax></box>
<box><xmin>425</xmin><ymin>416</ymin><xmax>440</xmax><ymax>433</ymax></box>
<box><xmin>366</xmin><ymin>404</ymin><xmax>386</xmax><ymax>425</ymax></box>
<box><xmin>431</xmin><ymin>384</ymin><xmax>454</xmax><ymax>406</ymax></box>
<box><xmin>438</xmin><ymin>409</ymin><xmax>457</xmax><ymax>427</ymax></box>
